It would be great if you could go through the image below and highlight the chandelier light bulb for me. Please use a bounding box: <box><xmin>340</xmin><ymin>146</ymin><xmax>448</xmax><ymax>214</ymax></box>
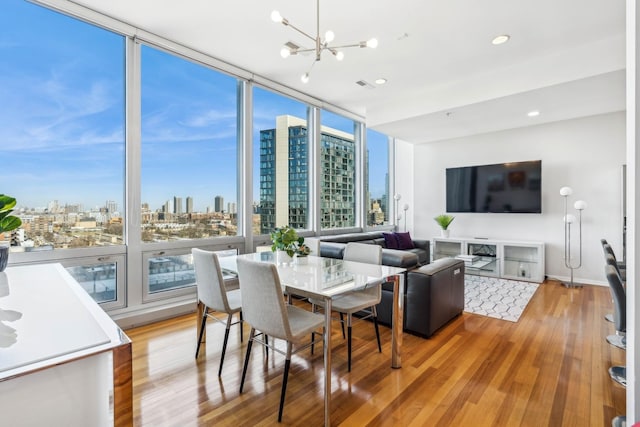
<box><xmin>271</xmin><ymin>3</ymin><xmax>378</xmax><ymax>81</ymax></box>
<box><xmin>563</xmin><ymin>214</ymin><xmax>576</xmax><ymax>224</ymax></box>
<box><xmin>270</xmin><ymin>10</ymin><xmax>283</xmax><ymax>23</ymax></box>
<box><xmin>324</xmin><ymin>30</ymin><xmax>335</xmax><ymax>43</ymax></box>
<box><xmin>574</xmin><ymin>200</ymin><xmax>587</xmax><ymax>210</ymax></box>
<box><xmin>559</xmin><ymin>186</ymin><xmax>573</xmax><ymax>197</ymax></box>
<box><xmin>393</xmin><ymin>193</ymin><xmax>401</xmax><ymax>201</ymax></box>
<box><xmin>403</xmin><ymin>204</ymin><xmax>409</xmax><ymax>211</ymax></box>
<box><xmin>280</xmin><ymin>47</ymin><xmax>291</xmax><ymax>58</ymax></box>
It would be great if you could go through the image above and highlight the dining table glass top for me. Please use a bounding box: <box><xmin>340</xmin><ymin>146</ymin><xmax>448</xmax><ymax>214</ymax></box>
<box><xmin>218</xmin><ymin>252</ymin><xmax>405</xmax><ymax>298</ymax></box>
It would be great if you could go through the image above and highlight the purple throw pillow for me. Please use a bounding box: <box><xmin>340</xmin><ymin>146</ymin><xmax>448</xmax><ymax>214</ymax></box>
<box><xmin>383</xmin><ymin>232</ymin><xmax>399</xmax><ymax>249</ymax></box>
<box><xmin>395</xmin><ymin>232</ymin><xmax>415</xmax><ymax>249</ymax></box>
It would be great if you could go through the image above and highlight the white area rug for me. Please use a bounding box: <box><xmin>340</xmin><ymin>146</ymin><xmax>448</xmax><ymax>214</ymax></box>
<box><xmin>464</xmin><ymin>275</ymin><xmax>539</xmax><ymax>322</ymax></box>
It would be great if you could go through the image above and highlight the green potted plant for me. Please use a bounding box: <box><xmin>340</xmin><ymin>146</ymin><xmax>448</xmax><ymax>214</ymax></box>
<box><xmin>270</xmin><ymin>226</ymin><xmax>305</xmax><ymax>263</ymax></box>
<box><xmin>434</xmin><ymin>214</ymin><xmax>454</xmax><ymax>238</ymax></box>
<box><xmin>0</xmin><ymin>194</ymin><xmax>23</xmax><ymax>272</ymax></box>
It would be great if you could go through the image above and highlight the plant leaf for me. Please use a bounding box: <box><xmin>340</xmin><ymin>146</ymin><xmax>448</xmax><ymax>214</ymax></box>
<box><xmin>0</xmin><ymin>216</ymin><xmax>22</xmax><ymax>232</ymax></box>
<box><xmin>0</xmin><ymin>195</ymin><xmax>16</xmax><ymax>213</ymax></box>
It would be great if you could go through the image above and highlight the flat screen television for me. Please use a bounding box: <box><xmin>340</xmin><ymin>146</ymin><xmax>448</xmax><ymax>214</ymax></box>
<box><xmin>446</xmin><ymin>160</ymin><xmax>542</xmax><ymax>213</ymax></box>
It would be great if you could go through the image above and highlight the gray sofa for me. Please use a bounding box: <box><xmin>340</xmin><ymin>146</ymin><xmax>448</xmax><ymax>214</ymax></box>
<box><xmin>318</xmin><ymin>231</ymin><xmax>429</xmax><ymax>269</ymax></box>
<box><xmin>317</xmin><ymin>232</ymin><xmax>465</xmax><ymax>337</ymax></box>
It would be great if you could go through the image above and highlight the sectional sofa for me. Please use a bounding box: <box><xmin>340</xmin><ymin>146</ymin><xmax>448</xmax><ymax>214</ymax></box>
<box><xmin>317</xmin><ymin>231</ymin><xmax>465</xmax><ymax>337</ymax></box>
<box><xmin>318</xmin><ymin>231</ymin><xmax>429</xmax><ymax>268</ymax></box>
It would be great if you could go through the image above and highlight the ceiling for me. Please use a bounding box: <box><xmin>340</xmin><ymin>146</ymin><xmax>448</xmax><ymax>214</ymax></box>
<box><xmin>65</xmin><ymin>0</ymin><xmax>626</xmax><ymax>143</ymax></box>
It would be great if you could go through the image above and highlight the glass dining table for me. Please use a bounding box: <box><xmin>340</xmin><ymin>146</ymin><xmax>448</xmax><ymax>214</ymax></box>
<box><xmin>204</xmin><ymin>252</ymin><xmax>406</xmax><ymax>427</ymax></box>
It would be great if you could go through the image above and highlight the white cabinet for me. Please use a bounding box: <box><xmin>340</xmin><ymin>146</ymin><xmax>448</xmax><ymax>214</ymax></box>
<box><xmin>0</xmin><ymin>264</ymin><xmax>132</xmax><ymax>426</ymax></box>
<box><xmin>432</xmin><ymin>237</ymin><xmax>545</xmax><ymax>283</ymax></box>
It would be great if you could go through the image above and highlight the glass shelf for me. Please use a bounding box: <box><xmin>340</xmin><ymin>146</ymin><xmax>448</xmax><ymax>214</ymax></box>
<box><xmin>465</xmin><ymin>257</ymin><xmax>499</xmax><ymax>276</ymax></box>
<box><xmin>433</xmin><ymin>237</ymin><xmax>544</xmax><ymax>282</ymax></box>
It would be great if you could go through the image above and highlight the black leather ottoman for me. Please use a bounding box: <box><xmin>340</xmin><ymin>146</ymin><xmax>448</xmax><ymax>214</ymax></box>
<box><xmin>377</xmin><ymin>257</ymin><xmax>465</xmax><ymax>338</ymax></box>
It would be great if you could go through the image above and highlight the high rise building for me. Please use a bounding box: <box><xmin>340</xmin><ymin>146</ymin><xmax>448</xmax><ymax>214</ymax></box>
<box><xmin>228</xmin><ymin>202</ymin><xmax>236</xmax><ymax>215</ymax></box>
<box><xmin>383</xmin><ymin>172</ymin><xmax>389</xmax><ymax>223</ymax></box>
<box><xmin>106</xmin><ymin>200</ymin><xmax>118</xmax><ymax>214</ymax></box>
<box><xmin>364</xmin><ymin>149</ymin><xmax>370</xmax><ymax>225</ymax></box>
<box><xmin>186</xmin><ymin>196</ymin><xmax>193</xmax><ymax>213</ymax></box>
<box><xmin>214</xmin><ymin>195</ymin><xmax>224</xmax><ymax>213</ymax></box>
<box><xmin>174</xmin><ymin>196</ymin><xmax>182</xmax><ymax>214</ymax></box>
<box><xmin>259</xmin><ymin>115</ymin><xmax>355</xmax><ymax>234</ymax></box>
<box><xmin>48</xmin><ymin>200</ymin><xmax>59</xmax><ymax>214</ymax></box>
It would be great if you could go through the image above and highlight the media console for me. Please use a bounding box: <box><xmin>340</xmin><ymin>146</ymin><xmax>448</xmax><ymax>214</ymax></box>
<box><xmin>432</xmin><ymin>236</ymin><xmax>545</xmax><ymax>283</ymax></box>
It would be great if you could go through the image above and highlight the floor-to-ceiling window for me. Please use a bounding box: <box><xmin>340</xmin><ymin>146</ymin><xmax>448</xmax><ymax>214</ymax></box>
<box><xmin>2</xmin><ymin>0</ymin><xmax>395</xmax><ymax>320</ymax></box>
<box><xmin>0</xmin><ymin>0</ymin><xmax>126</xmax><ymax>307</ymax></box>
<box><xmin>253</xmin><ymin>87</ymin><xmax>309</xmax><ymax>236</ymax></box>
<box><xmin>365</xmin><ymin>129</ymin><xmax>391</xmax><ymax>227</ymax></box>
<box><xmin>320</xmin><ymin>110</ymin><xmax>358</xmax><ymax>230</ymax></box>
<box><xmin>140</xmin><ymin>45</ymin><xmax>239</xmax><ymax>299</ymax></box>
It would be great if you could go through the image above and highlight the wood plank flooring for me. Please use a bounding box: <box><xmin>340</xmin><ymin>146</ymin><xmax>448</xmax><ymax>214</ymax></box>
<box><xmin>125</xmin><ymin>280</ymin><xmax>625</xmax><ymax>426</ymax></box>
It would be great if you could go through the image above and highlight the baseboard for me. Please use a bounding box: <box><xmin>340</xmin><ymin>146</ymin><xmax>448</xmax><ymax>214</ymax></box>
<box><xmin>111</xmin><ymin>300</ymin><xmax>196</xmax><ymax>330</ymax></box>
<box><xmin>545</xmin><ymin>274</ymin><xmax>607</xmax><ymax>287</ymax></box>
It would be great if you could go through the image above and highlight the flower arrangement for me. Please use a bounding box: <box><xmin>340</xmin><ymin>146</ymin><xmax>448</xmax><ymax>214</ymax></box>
<box><xmin>270</xmin><ymin>225</ymin><xmax>306</xmax><ymax>258</ymax></box>
<box><xmin>295</xmin><ymin>243</ymin><xmax>311</xmax><ymax>257</ymax></box>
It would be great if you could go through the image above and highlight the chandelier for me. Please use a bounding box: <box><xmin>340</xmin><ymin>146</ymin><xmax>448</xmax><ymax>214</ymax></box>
<box><xmin>271</xmin><ymin>0</ymin><xmax>378</xmax><ymax>83</ymax></box>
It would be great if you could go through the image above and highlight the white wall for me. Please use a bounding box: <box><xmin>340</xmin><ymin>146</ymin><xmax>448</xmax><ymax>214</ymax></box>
<box><xmin>410</xmin><ymin>111</ymin><xmax>626</xmax><ymax>285</ymax></box>
<box><xmin>395</xmin><ymin>139</ymin><xmax>415</xmax><ymax>232</ymax></box>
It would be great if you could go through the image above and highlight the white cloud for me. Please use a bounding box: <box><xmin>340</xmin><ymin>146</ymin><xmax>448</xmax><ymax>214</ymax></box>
<box><xmin>0</xmin><ymin>67</ymin><xmax>124</xmax><ymax>152</ymax></box>
<box><xmin>182</xmin><ymin>108</ymin><xmax>236</xmax><ymax>127</ymax></box>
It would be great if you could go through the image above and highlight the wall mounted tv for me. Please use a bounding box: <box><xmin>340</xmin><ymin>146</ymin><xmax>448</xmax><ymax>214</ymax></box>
<box><xmin>446</xmin><ymin>160</ymin><xmax>542</xmax><ymax>213</ymax></box>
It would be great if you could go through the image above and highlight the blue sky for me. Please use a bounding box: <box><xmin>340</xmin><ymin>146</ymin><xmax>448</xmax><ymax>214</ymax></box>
<box><xmin>1</xmin><ymin>0</ymin><xmax>388</xmax><ymax>214</ymax></box>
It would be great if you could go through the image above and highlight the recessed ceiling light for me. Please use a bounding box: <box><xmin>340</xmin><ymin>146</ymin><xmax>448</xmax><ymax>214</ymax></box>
<box><xmin>375</xmin><ymin>78</ymin><xmax>387</xmax><ymax>85</ymax></box>
<box><xmin>527</xmin><ymin>110</ymin><xmax>540</xmax><ymax>117</ymax></box>
<box><xmin>492</xmin><ymin>34</ymin><xmax>510</xmax><ymax>45</ymax></box>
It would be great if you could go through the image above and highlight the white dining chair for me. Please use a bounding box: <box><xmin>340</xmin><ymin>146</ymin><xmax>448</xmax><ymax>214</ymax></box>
<box><xmin>236</xmin><ymin>257</ymin><xmax>325</xmax><ymax>423</ymax></box>
<box><xmin>303</xmin><ymin>237</ymin><xmax>320</xmax><ymax>256</ymax></box>
<box><xmin>311</xmin><ymin>242</ymin><xmax>383</xmax><ymax>372</ymax></box>
<box><xmin>192</xmin><ymin>248</ymin><xmax>243</xmax><ymax>377</ymax></box>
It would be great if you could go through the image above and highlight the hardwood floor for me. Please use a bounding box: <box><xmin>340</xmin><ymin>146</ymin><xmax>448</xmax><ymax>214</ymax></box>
<box><xmin>126</xmin><ymin>280</ymin><xmax>625</xmax><ymax>426</ymax></box>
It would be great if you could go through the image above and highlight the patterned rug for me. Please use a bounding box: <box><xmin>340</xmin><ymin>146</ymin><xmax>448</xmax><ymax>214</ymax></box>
<box><xmin>464</xmin><ymin>275</ymin><xmax>539</xmax><ymax>322</ymax></box>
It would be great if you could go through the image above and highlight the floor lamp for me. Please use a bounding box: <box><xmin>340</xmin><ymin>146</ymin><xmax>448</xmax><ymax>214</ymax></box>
<box><xmin>394</xmin><ymin>193</ymin><xmax>402</xmax><ymax>229</ymax></box>
<box><xmin>560</xmin><ymin>186</ymin><xmax>587</xmax><ymax>288</ymax></box>
<box><xmin>403</xmin><ymin>204</ymin><xmax>409</xmax><ymax>232</ymax></box>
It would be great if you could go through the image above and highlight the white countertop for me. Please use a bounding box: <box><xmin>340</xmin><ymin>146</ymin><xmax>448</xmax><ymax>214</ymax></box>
<box><xmin>0</xmin><ymin>263</ymin><xmax>128</xmax><ymax>380</ymax></box>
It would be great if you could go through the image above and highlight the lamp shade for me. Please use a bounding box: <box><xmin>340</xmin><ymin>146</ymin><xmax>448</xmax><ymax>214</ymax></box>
<box><xmin>574</xmin><ymin>200</ymin><xmax>587</xmax><ymax>210</ymax></box>
<box><xmin>403</xmin><ymin>204</ymin><xmax>409</xmax><ymax>211</ymax></box>
<box><xmin>559</xmin><ymin>186</ymin><xmax>573</xmax><ymax>196</ymax></box>
<box><xmin>563</xmin><ymin>214</ymin><xmax>576</xmax><ymax>224</ymax></box>
<box><xmin>393</xmin><ymin>193</ymin><xmax>401</xmax><ymax>201</ymax></box>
